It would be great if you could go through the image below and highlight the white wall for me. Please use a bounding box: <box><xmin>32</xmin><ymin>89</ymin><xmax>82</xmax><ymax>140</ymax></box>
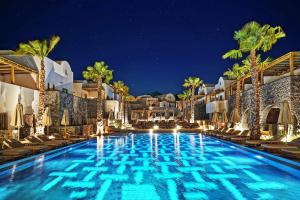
<box><xmin>0</xmin><ymin>81</ymin><xmax>39</xmax><ymax>128</ymax></box>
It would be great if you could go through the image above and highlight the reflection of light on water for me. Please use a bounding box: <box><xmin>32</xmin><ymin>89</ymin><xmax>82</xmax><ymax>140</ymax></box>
<box><xmin>190</xmin><ymin>135</ymin><xmax>195</xmax><ymax>154</ymax></box>
<box><xmin>174</xmin><ymin>133</ymin><xmax>180</xmax><ymax>156</ymax></box>
<box><xmin>149</xmin><ymin>133</ymin><xmax>153</xmax><ymax>155</ymax></box>
<box><xmin>199</xmin><ymin>134</ymin><xmax>204</xmax><ymax>154</ymax></box>
<box><xmin>255</xmin><ymin>155</ymin><xmax>264</xmax><ymax>159</ymax></box>
<box><xmin>154</xmin><ymin>134</ymin><xmax>158</xmax><ymax>159</ymax></box>
<box><xmin>9</xmin><ymin>164</ymin><xmax>17</xmax><ymax>182</ymax></box>
<box><xmin>97</xmin><ymin>136</ymin><xmax>104</xmax><ymax>158</ymax></box>
<box><xmin>131</xmin><ymin>134</ymin><xmax>135</xmax><ymax>150</ymax></box>
<box><xmin>34</xmin><ymin>155</ymin><xmax>45</xmax><ymax>170</ymax></box>
<box><xmin>230</xmin><ymin>146</ymin><xmax>236</xmax><ymax>149</ymax></box>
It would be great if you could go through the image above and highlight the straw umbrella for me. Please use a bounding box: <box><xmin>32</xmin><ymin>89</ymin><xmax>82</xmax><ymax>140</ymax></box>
<box><xmin>42</xmin><ymin>107</ymin><xmax>52</xmax><ymax>135</ymax></box>
<box><xmin>10</xmin><ymin>103</ymin><xmax>24</xmax><ymax>140</ymax></box>
<box><xmin>221</xmin><ymin>111</ymin><xmax>229</xmax><ymax>124</ymax></box>
<box><xmin>211</xmin><ymin>112</ymin><xmax>219</xmax><ymax>129</ymax></box>
<box><xmin>278</xmin><ymin>101</ymin><xmax>293</xmax><ymax>141</ymax></box>
<box><xmin>230</xmin><ymin>108</ymin><xmax>240</xmax><ymax>124</ymax></box>
<box><xmin>61</xmin><ymin>108</ymin><xmax>70</xmax><ymax>138</ymax></box>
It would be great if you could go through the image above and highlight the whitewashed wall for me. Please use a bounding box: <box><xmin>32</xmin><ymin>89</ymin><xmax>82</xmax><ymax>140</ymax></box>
<box><xmin>0</xmin><ymin>81</ymin><xmax>39</xmax><ymax>128</ymax></box>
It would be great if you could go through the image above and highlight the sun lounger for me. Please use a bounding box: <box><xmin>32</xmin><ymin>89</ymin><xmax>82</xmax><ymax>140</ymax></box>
<box><xmin>228</xmin><ymin>130</ymin><xmax>250</xmax><ymax>141</ymax></box>
<box><xmin>3</xmin><ymin>139</ymin><xmax>48</xmax><ymax>154</ymax></box>
<box><xmin>261</xmin><ymin>144</ymin><xmax>298</xmax><ymax>153</ymax></box>
<box><xmin>281</xmin><ymin>148</ymin><xmax>300</xmax><ymax>159</ymax></box>
<box><xmin>221</xmin><ymin>130</ymin><xmax>242</xmax><ymax>139</ymax></box>
<box><xmin>35</xmin><ymin>135</ymin><xmax>70</xmax><ymax>146</ymax></box>
<box><xmin>24</xmin><ymin>136</ymin><xmax>58</xmax><ymax>149</ymax></box>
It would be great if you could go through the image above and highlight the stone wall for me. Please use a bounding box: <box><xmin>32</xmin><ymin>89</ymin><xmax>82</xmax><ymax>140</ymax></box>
<box><xmin>228</xmin><ymin>75</ymin><xmax>300</xmax><ymax>131</ymax></box>
<box><xmin>195</xmin><ymin>103</ymin><xmax>209</xmax><ymax>120</ymax></box>
<box><xmin>45</xmin><ymin>91</ymin><xmax>97</xmax><ymax>134</ymax></box>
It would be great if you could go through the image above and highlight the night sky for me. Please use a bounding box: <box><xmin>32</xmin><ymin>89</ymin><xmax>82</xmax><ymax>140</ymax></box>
<box><xmin>1</xmin><ymin>0</ymin><xmax>300</xmax><ymax>95</ymax></box>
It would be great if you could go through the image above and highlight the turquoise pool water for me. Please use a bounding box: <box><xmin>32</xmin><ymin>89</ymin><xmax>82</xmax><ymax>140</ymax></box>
<box><xmin>0</xmin><ymin>133</ymin><xmax>300</xmax><ymax>200</ymax></box>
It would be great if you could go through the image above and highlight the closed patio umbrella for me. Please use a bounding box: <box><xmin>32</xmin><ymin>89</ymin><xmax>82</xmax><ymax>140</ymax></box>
<box><xmin>10</xmin><ymin>103</ymin><xmax>24</xmax><ymax>140</ymax></box>
<box><xmin>61</xmin><ymin>108</ymin><xmax>69</xmax><ymax>138</ymax></box>
<box><xmin>42</xmin><ymin>107</ymin><xmax>52</xmax><ymax>135</ymax></box>
<box><xmin>211</xmin><ymin>112</ymin><xmax>219</xmax><ymax>124</ymax></box>
<box><xmin>278</xmin><ymin>101</ymin><xmax>293</xmax><ymax>141</ymax></box>
<box><xmin>230</xmin><ymin>108</ymin><xmax>241</xmax><ymax>123</ymax></box>
<box><xmin>221</xmin><ymin>111</ymin><xmax>229</xmax><ymax>123</ymax></box>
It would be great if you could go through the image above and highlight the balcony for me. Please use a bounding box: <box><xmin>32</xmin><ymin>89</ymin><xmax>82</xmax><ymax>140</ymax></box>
<box><xmin>206</xmin><ymin>100</ymin><xmax>228</xmax><ymax>114</ymax></box>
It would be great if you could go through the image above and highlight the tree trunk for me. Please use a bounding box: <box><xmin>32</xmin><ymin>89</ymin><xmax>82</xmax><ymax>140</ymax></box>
<box><xmin>118</xmin><ymin>94</ymin><xmax>122</xmax><ymax>120</ymax></box>
<box><xmin>191</xmin><ymin>87</ymin><xmax>195</xmax><ymax>123</ymax></box>
<box><xmin>37</xmin><ymin>58</ymin><xmax>46</xmax><ymax>125</ymax></box>
<box><xmin>122</xmin><ymin>96</ymin><xmax>125</xmax><ymax>124</ymax></box>
<box><xmin>236</xmin><ymin>80</ymin><xmax>241</xmax><ymax>117</ymax></box>
<box><xmin>97</xmin><ymin>78</ymin><xmax>103</xmax><ymax>122</ymax></box>
<box><xmin>250</xmin><ymin>51</ymin><xmax>261</xmax><ymax>139</ymax></box>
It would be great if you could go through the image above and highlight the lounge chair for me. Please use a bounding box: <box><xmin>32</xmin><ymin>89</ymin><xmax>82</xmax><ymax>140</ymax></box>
<box><xmin>261</xmin><ymin>144</ymin><xmax>298</xmax><ymax>153</ymax></box>
<box><xmin>3</xmin><ymin>139</ymin><xmax>48</xmax><ymax>154</ymax></box>
<box><xmin>230</xmin><ymin>130</ymin><xmax>250</xmax><ymax>143</ymax></box>
<box><xmin>214</xmin><ymin>128</ymin><xmax>234</xmax><ymax>137</ymax></box>
<box><xmin>24</xmin><ymin>136</ymin><xmax>58</xmax><ymax>149</ymax></box>
<box><xmin>35</xmin><ymin>135</ymin><xmax>70</xmax><ymax>146</ymax></box>
<box><xmin>281</xmin><ymin>148</ymin><xmax>300</xmax><ymax>159</ymax></box>
<box><xmin>221</xmin><ymin>130</ymin><xmax>242</xmax><ymax>140</ymax></box>
<box><xmin>245</xmin><ymin>135</ymin><xmax>285</xmax><ymax>147</ymax></box>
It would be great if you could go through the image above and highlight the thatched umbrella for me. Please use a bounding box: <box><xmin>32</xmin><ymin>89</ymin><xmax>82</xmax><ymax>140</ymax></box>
<box><xmin>10</xmin><ymin>103</ymin><xmax>24</xmax><ymax>140</ymax></box>
<box><xmin>211</xmin><ymin>112</ymin><xmax>219</xmax><ymax>128</ymax></box>
<box><xmin>61</xmin><ymin>108</ymin><xmax>69</xmax><ymax>138</ymax></box>
<box><xmin>230</xmin><ymin>108</ymin><xmax>241</xmax><ymax>124</ymax></box>
<box><xmin>42</xmin><ymin>107</ymin><xmax>52</xmax><ymax>135</ymax></box>
<box><xmin>221</xmin><ymin>111</ymin><xmax>229</xmax><ymax>124</ymax></box>
<box><xmin>278</xmin><ymin>101</ymin><xmax>293</xmax><ymax>141</ymax></box>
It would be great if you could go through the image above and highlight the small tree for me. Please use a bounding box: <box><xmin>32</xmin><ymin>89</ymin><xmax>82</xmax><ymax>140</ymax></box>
<box><xmin>183</xmin><ymin>77</ymin><xmax>203</xmax><ymax>123</ymax></box>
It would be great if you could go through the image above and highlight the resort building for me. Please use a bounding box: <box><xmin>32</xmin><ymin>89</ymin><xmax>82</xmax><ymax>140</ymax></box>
<box><xmin>130</xmin><ymin>93</ymin><xmax>178</xmax><ymax>123</ymax></box>
<box><xmin>73</xmin><ymin>80</ymin><xmax>119</xmax><ymax>119</ymax></box>
<box><xmin>0</xmin><ymin>50</ymin><xmax>74</xmax><ymax>136</ymax></box>
<box><xmin>194</xmin><ymin>51</ymin><xmax>300</xmax><ymax>139</ymax></box>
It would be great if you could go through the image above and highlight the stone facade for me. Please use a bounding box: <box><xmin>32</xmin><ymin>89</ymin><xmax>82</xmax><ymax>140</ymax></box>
<box><xmin>45</xmin><ymin>91</ymin><xmax>97</xmax><ymax>135</ymax></box>
<box><xmin>228</xmin><ymin>75</ymin><xmax>300</xmax><ymax>131</ymax></box>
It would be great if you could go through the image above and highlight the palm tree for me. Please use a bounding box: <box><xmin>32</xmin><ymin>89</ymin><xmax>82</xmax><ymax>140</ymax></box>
<box><xmin>223</xmin><ymin>21</ymin><xmax>285</xmax><ymax>139</ymax></box>
<box><xmin>178</xmin><ymin>89</ymin><xmax>191</xmax><ymax>121</ymax></box>
<box><xmin>83</xmin><ymin>61</ymin><xmax>113</xmax><ymax>133</ymax></box>
<box><xmin>183</xmin><ymin>77</ymin><xmax>203</xmax><ymax>123</ymax></box>
<box><xmin>113</xmin><ymin>81</ymin><xmax>128</xmax><ymax>123</ymax></box>
<box><xmin>15</xmin><ymin>36</ymin><xmax>60</xmax><ymax>124</ymax></box>
<box><xmin>124</xmin><ymin>95</ymin><xmax>135</xmax><ymax>125</ymax></box>
<box><xmin>224</xmin><ymin>63</ymin><xmax>249</xmax><ymax>121</ymax></box>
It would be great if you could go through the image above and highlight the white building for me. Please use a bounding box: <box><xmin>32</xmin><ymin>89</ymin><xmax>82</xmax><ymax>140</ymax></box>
<box><xmin>0</xmin><ymin>50</ymin><xmax>73</xmax><ymax>130</ymax></box>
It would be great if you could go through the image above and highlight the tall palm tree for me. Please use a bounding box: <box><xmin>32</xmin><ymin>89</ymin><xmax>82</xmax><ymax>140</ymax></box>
<box><xmin>124</xmin><ymin>95</ymin><xmax>135</xmax><ymax>125</ymax></box>
<box><xmin>224</xmin><ymin>63</ymin><xmax>249</xmax><ymax>121</ymax></box>
<box><xmin>113</xmin><ymin>81</ymin><xmax>127</xmax><ymax>123</ymax></box>
<box><xmin>183</xmin><ymin>77</ymin><xmax>203</xmax><ymax>123</ymax></box>
<box><xmin>83</xmin><ymin>61</ymin><xmax>113</xmax><ymax>133</ymax></box>
<box><xmin>223</xmin><ymin>21</ymin><xmax>285</xmax><ymax>139</ymax></box>
<box><xmin>15</xmin><ymin>36</ymin><xmax>60</xmax><ymax>124</ymax></box>
<box><xmin>178</xmin><ymin>89</ymin><xmax>191</xmax><ymax>121</ymax></box>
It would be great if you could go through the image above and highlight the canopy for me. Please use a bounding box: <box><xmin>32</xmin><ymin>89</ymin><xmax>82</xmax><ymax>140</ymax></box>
<box><xmin>42</xmin><ymin>107</ymin><xmax>52</xmax><ymax>126</ymax></box>
<box><xmin>61</xmin><ymin>108</ymin><xmax>70</xmax><ymax>126</ymax></box>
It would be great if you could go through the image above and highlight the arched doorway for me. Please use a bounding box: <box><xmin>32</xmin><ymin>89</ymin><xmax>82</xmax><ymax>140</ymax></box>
<box><xmin>261</xmin><ymin>105</ymin><xmax>280</xmax><ymax>137</ymax></box>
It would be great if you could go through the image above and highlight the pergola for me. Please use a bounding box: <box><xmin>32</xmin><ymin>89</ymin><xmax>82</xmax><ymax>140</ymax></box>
<box><xmin>0</xmin><ymin>56</ymin><xmax>38</xmax><ymax>89</ymax></box>
<box><xmin>228</xmin><ymin>51</ymin><xmax>300</xmax><ymax>94</ymax></box>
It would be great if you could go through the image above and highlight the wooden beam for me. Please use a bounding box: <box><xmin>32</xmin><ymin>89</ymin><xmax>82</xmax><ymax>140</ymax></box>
<box><xmin>11</xmin><ymin>66</ymin><xmax>15</xmax><ymax>84</ymax></box>
<box><xmin>290</xmin><ymin>52</ymin><xmax>294</xmax><ymax>76</ymax></box>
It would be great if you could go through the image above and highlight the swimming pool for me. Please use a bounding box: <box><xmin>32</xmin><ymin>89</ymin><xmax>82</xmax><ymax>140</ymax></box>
<box><xmin>0</xmin><ymin>133</ymin><xmax>300</xmax><ymax>200</ymax></box>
